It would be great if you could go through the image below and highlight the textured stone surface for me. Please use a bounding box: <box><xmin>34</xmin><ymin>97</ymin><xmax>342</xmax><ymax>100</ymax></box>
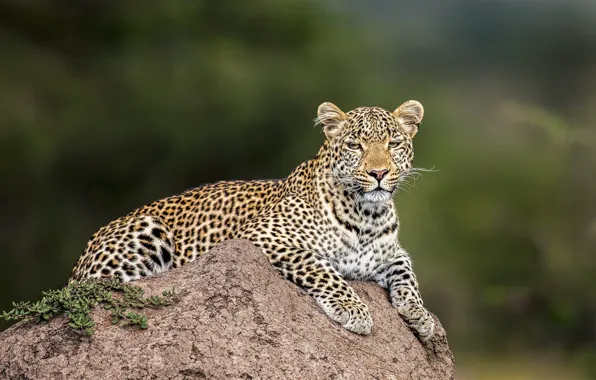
<box><xmin>0</xmin><ymin>239</ymin><xmax>455</xmax><ymax>379</ymax></box>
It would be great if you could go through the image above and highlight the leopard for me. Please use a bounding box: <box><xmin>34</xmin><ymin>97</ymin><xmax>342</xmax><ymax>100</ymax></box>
<box><xmin>69</xmin><ymin>100</ymin><xmax>435</xmax><ymax>340</ymax></box>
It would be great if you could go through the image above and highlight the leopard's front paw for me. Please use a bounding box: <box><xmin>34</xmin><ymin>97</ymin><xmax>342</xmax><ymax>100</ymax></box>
<box><xmin>322</xmin><ymin>298</ymin><xmax>373</xmax><ymax>335</ymax></box>
<box><xmin>342</xmin><ymin>302</ymin><xmax>373</xmax><ymax>335</ymax></box>
<box><xmin>412</xmin><ymin>309</ymin><xmax>435</xmax><ymax>341</ymax></box>
<box><xmin>397</xmin><ymin>302</ymin><xmax>435</xmax><ymax>340</ymax></box>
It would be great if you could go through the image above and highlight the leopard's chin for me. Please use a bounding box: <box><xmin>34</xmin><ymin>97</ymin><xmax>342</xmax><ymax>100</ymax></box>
<box><xmin>362</xmin><ymin>188</ymin><xmax>393</xmax><ymax>203</ymax></box>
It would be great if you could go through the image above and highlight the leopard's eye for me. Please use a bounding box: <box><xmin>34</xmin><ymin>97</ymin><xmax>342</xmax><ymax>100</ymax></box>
<box><xmin>388</xmin><ymin>139</ymin><xmax>402</xmax><ymax>148</ymax></box>
<box><xmin>347</xmin><ymin>142</ymin><xmax>362</xmax><ymax>150</ymax></box>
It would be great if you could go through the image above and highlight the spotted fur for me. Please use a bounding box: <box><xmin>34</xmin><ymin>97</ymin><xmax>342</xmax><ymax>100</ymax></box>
<box><xmin>70</xmin><ymin>100</ymin><xmax>435</xmax><ymax>339</ymax></box>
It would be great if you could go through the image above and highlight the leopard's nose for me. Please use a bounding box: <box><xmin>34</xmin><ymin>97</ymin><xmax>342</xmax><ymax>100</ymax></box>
<box><xmin>368</xmin><ymin>169</ymin><xmax>389</xmax><ymax>181</ymax></box>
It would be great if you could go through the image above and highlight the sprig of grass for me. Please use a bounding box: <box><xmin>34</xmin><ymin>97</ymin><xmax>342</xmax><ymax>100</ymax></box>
<box><xmin>1</xmin><ymin>277</ymin><xmax>185</xmax><ymax>336</ymax></box>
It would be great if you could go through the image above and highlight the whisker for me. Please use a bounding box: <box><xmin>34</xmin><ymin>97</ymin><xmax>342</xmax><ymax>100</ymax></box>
<box><xmin>395</xmin><ymin>183</ymin><xmax>412</xmax><ymax>195</ymax></box>
<box><xmin>394</xmin><ymin>166</ymin><xmax>438</xmax><ymax>193</ymax></box>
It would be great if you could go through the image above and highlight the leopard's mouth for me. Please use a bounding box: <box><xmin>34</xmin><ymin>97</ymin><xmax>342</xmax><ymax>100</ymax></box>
<box><xmin>353</xmin><ymin>178</ymin><xmax>393</xmax><ymax>197</ymax></box>
<box><xmin>369</xmin><ymin>188</ymin><xmax>391</xmax><ymax>196</ymax></box>
<box><xmin>368</xmin><ymin>183</ymin><xmax>393</xmax><ymax>193</ymax></box>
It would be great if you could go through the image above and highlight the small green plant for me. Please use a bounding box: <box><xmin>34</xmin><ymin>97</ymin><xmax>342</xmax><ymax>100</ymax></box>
<box><xmin>0</xmin><ymin>278</ymin><xmax>185</xmax><ymax>336</ymax></box>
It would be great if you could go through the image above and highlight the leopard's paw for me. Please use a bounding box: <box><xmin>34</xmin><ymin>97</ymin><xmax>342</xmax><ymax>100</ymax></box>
<box><xmin>397</xmin><ymin>302</ymin><xmax>435</xmax><ymax>341</ymax></box>
<box><xmin>322</xmin><ymin>298</ymin><xmax>373</xmax><ymax>335</ymax></box>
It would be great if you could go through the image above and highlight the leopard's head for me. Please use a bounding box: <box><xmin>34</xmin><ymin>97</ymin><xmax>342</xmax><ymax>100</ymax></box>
<box><xmin>317</xmin><ymin>100</ymin><xmax>423</xmax><ymax>203</ymax></box>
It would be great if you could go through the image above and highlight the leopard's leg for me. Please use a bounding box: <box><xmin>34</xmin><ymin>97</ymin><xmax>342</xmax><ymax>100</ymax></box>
<box><xmin>374</xmin><ymin>248</ymin><xmax>435</xmax><ymax>340</ymax></box>
<box><xmin>70</xmin><ymin>215</ymin><xmax>177</xmax><ymax>283</ymax></box>
<box><xmin>265</xmin><ymin>246</ymin><xmax>373</xmax><ymax>335</ymax></box>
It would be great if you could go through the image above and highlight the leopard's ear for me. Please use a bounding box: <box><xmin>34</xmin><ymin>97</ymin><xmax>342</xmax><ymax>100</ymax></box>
<box><xmin>394</xmin><ymin>100</ymin><xmax>424</xmax><ymax>138</ymax></box>
<box><xmin>316</xmin><ymin>102</ymin><xmax>348</xmax><ymax>139</ymax></box>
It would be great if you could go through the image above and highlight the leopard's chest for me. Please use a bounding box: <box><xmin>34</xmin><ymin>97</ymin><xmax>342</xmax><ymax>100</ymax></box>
<box><xmin>322</xmin><ymin>219</ymin><xmax>398</xmax><ymax>281</ymax></box>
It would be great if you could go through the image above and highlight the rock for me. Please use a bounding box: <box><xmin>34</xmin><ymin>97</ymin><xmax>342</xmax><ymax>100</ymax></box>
<box><xmin>0</xmin><ymin>239</ymin><xmax>455</xmax><ymax>380</ymax></box>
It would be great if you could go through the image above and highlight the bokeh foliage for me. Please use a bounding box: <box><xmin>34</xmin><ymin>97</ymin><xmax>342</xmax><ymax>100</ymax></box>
<box><xmin>1</xmin><ymin>0</ymin><xmax>596</xmax><ymax>378</ymax></box>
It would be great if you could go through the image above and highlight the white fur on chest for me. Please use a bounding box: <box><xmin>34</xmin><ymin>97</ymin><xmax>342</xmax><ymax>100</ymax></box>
<box><xmin>324</xmin><ymin>222</ymin><xmax>398</xmax><ymax>281</ymax></box>
<box><xmin>317</xmin><ymin>196</ymin><xmax>400</xmax><ymax>280</ymax></box>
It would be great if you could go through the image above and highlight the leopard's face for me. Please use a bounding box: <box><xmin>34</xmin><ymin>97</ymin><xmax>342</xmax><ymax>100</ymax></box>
<box><xmin>334</xmin><ymin>112</ymin><xmax>414</xmax><ymax>202</ymax></box>
<box><xmin>318</xmin><ymin>101</ymin><xmax>423</xmax><ymax>203</ymax></box>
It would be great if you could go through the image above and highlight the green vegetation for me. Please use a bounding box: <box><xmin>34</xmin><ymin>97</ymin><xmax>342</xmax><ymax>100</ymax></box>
<box><xmin>1</xmin><ymin>278</ymin><xmax>185</xmax><ymax>336</ymax></box>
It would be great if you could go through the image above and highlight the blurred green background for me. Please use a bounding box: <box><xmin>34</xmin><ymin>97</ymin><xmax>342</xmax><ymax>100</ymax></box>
<box><xmin>1</xmin><ymin>0</ymin><xmax>595</xmax><ymax>378</ymax></box>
